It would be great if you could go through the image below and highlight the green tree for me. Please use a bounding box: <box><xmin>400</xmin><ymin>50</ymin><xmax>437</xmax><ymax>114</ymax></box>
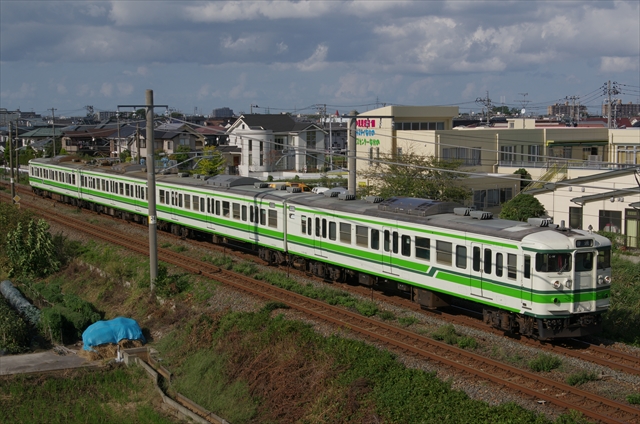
<box><xmin>499</xmin><ymin>194</ymin><xmax>546</xmax><ymax>221</ymax></box>
<box><xmin>4</xmin><ymin>219</ymin><xmax>60</xmax><ymax>278</ymax></box>
<box><xmin>194</xmin><ymin>146</ymin><xmax>227</xmax><ymax>176</ymax></box>
<box><xmin>358</xmin><ymin>150</ymin><xmax>471</xmax><ymax>202</ymax></box>
<box><xmin>513</xmin><ymin>168</ymin><xmax>532</xmax><ymax>191</ymax></box>
<box><xmin>492</xmin><ymin>106</ymin><xmax>511</xmax><ymax>115</ymax></box>
<box><xmin>170</xmin><ymin>145</ymin><xmax>192</xmax><ymax>167</ymax></box>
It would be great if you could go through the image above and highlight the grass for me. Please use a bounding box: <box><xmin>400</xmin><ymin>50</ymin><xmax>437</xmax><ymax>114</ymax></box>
<box><xmin>628</xmin><ymin>393</ymin><xmax>640</xmax><ymax>404</ymax></box>
<box><xmin>565</xmin><ymin>371</ymin><xmax>598</xmax><ymax>386</ymax></box>
<box><xmin>528</xmin><ymin>353</ymin><xmax>562</xmax><ymax>372</ymax></box>
<box><xmin>602</xmin><ymin>255</ymin><xmax>640</xmax><ymax>346</ymax></box>
<box><xmin>431</xmin><ymin>324</ymin><xmax>478</xmax><ymax>349</ymax></box>
<box><xmin>0</xmin><ymin>365</ymin><xmax>177</xmax><ymax>424</ymax></box>
<box><xmin>155</xmin><ymin>310</ymin><xmax>558</xmax><ymax>424</ymax></box>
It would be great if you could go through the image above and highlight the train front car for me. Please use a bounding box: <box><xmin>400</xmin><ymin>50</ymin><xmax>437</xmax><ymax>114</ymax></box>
<box><xmin>522</xmin><ymin>225</ymin><xmax>612</xmax><ymax>340</ymax></box>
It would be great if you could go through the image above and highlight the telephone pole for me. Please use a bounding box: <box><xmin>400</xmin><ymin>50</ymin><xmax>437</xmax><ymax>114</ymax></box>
<box><xmin>475</xmin><ymin>91</ymin><xmax>492</xmax><ymax>124</ymax></box>
<box><xmin>49</xmin><ymin>108</ymin><xmax>57</xmax><ymax>157</ymax></box>
<box><xmin>8</xmin><ymin>121</ymin><xmax>15</xmax><ymax>202</ymax></box>
<box><xmin>603</xmin><ymin>81</ymin><xmax>620</xmax><ymax>129</ymax></box>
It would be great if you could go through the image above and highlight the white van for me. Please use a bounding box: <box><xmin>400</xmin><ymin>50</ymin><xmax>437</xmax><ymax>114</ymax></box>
<box><xmin>312</xmin><ymin>187</ymin><xmax>329</xmax><ymax>194</ymax></box>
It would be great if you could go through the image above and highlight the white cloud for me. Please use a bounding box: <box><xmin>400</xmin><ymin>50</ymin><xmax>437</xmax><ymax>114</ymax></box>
<box><xmin>117</xmin><ymin>83</ymin><xmax>134</xmax><ymax>96</ymax></box>
<box><xmin>197</xmin><ymin>84</ymin><xmax>211</xmax><ymax>99</ymax></box>
<box><xmin>220</xmin><ymin>35</ymin><xmax>262</xmax><ymax>51</ymax></box>
<box><xmin>297</xmin><ymin>44</ymin><xmax>328</xmax><ymax>72</ymax></box>
<box><xmin>0</xmin><ymin>82</ymin><xmax>36</xmax><ymax>100</ymax></box>
<box><xmin>124</xmin><ymin>66</ymin><xmax>149</xmax><ymax>77</ymax></box>
<box><xmin>600</xmin><ymin>57</ymin><xmax>639</xmax><ymax>73</ymax></box>
<box><xmin>100</xmin><ymin>83</ymin><xmax>113</xmax><ymax>97</ymax></box>
<box><xmin>82</xmin><ymin>3</ymin><xmax>107</xmax><ymax>18</ymax></box>
<box><xmin>56</xmin><ymin>83</ymin><xmax>67</xmax><ymax>95</ymax></box>
<box><xmin>276</xmin><ymin>42</ymin><xmax>288</xmax><ymax>54</ymax></box>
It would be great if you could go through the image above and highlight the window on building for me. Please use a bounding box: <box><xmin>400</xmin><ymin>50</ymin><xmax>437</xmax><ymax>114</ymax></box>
<box><xmin>569</xmin><ymin>207</ymin><xmax>583</xmax><ymax>229</ymax></box>
<box><xmin>599</xmin><ymin>210</ymin><xmax>622</xmax><ymax>233</ymax></box>
<box><xmin>500</xmin><ymin>146</ymin><xmax>515</xmax><ymax>162</ymax></box>
<box><xmin>274</xmin><ymin>137</ymin><xmax>285</xmax><ymax>151</ymax></box>
<box><xmin>307</xmin><ymin>131</ymin><xmax>316</xmax><ymax>149</ymax></box>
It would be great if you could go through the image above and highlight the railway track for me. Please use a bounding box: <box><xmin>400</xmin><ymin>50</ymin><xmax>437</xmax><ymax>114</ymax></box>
<box><xmin>3</xmin><ymin>185</ymin><xmax>640</xmax><ymax>423</ymax></box>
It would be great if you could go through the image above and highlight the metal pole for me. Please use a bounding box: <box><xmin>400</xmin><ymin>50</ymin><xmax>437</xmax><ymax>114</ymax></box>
<box><xmin>146</xmin><ymin>90</ymin><xmax>158</xmax><ymax>292</ymax></box>
<box><xmin>347</xmin><ymin>110</ymin><xmax>357</xmax><ymax>195</ymax></box>
<box><xmin>8</xmin><ymin>121</ymin><xmax>15</xmax><ymax>202</ymax></box>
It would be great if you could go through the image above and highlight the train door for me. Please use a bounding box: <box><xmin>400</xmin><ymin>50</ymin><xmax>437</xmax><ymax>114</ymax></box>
<box><xmin>470</xmin><ymin>243</ymin><xmax>493</xmax><ymax>299</ymax></box>
<box><xmin>313</xmin><ymin>216</ymin><xmax>327</xmax><ymax>257</ymax></box>
<box><xmin>521</xmin><ymin>253</ymin><xmax>533</xmax><ymax>308</ymax></box>
<box><xmin>205</xmin><ymin>197</ymin><xmax>216</xmax><ymax>231</ymax></box>
<box><xmin>573</xmin><ymin>250</ymin><xmax>595</xmax><ymax>313</ymax></box>
<box><xmin>382</xmin><ymin>227</ymin><xmax>398</xmax><ymax>275</ymax></box>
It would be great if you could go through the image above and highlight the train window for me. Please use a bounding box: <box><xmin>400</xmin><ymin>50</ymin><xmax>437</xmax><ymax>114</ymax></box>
<box><xmin>524</xmin><ymin>255</ymin><xmax>531</xmax><ymax>279</ymax></box>
<box><xmin>307</xmin><ymin>217</ymin><xmax>312</xmax><ymax>236</ymax></box>
<box><xmin>507</xmin><ymin>254</ymin><xmax>517</xmax><ymax>279</ymax></box>
<box><xmin>200</xmin><ymin>198</ymin><xmax>204</xmax><ymax>212</ymax></box>
<box><xmin>179</xmin><ymin>194</ymin><xmax>183</xmax><ymax>207</ymax></box>
<box><xmin>184</xmin><ymin>195</ymin><xmax>191</xmax><ymax>210</ymax></box>
<box><xmin>192</xmin><ymin>195</ymin><xmax>199</xmax><ymax>211</ymax></box>
<box><xmin>72</xmin><ymin>175</ymin><xmax>75</xmax><ymax>185</ymax></box>
<box><xmin>576</xmin><ymin>252</ymin><xmax>593</xmax><ymax>272</ymax></box>
<box><xmin>415</xmin><ymin>237</ymin><xmax>430</xmax><ymax>260</ymax></box>
<box><xmin>384</xmin><ymin>230</ymin><xmax>390</xmax><ymax>252</ymax></box>
<box><xmin>392</xmin><ymin>232</ymin><xmax>398</xmax><ymax>254</ymax></box>
<box><xmin>484</xmin><ymin>248</ymin><xmax>492</xmax><ymax>274</ymax></box>
<box><xmin>119</xmin><ymin>182</ymin><xmax>124</xmax><ymax>195</ymax></box>
<box><xmin>260</xmin><ymin>209</ymin><xmax>266</xmax><ymax>226</ymax></box>
<box><xmin>316</xmin><ymin>218</ymin><xmax>321</xmax><ymax>237</ymax></box>
<box><xmin>401</xmin><ymin>235</ymin><xmax>411</xmax><ymax>257</ymax></box>
<box><xmin>232</xmin><ymin>203</ymin><xmax>240</xmax><ymax>220</ymax></box>
<box><xmin>340</xmin><ymin>223</ymin><xmax>351</xmax><ymax>244</ymax></box>
<box><xmin>268</xmin><ymin>210</ymin><xmax>277</xmax><ymax>228</ymax></box>
<box><xmin>496</xmin><ymin>253</ymin><xmax>503</xmax><ymax>277</ymax></box>
<box><xmin>322</xmin><ymin>219</ymin><xmax>327</xmax><ymax>238</ymax></box>
<box><xmin>101</xmin><ymin>180</ymin><xmax>105</xmax><ymax>191</ymax></box>
<box><xmin>436</xmin><ymin>241</ymin><xmax>453</xmax><ymax>266</ymax></box>
<box><xmin>371</xmin><ymin>229</ymin><xmax>380</xmax><ymax>250</ymax></box>
<box><xmin>249</xmin><ymin>205</ymin><xmax>254</xmax><ymax>222</ymax></box>
<box><xmin>222</xmin><ymin>201</ymin><xmax>230</xmax><ymax>217</ymax></box>
<box><xmin>597</xmin><ymin>248</ymin><xmax>611</xmax><ymax>269</ymax></box>
<box><xmin>472</xmin><ymin>246</ymin><xmax>481</xmax><ymax>271</ymax></box>
<box><xmin>456</xmin><ymin>246</ymin><xmax>467</xmax><ymax>269</ymax></box>
<box><xmin>329</xmin><ymin>222</ymin><xmax>337</xmax><ymax>240</ymax></box>
<box><xmin>126</xmin><ymin>184</ymin><xmax>130</xmax><ymax>197</ymax></box>
<box><xmin>535</xmin><ymin>253</ymin><xmax>572</xmax><ymax>273</ymax></box>
<box><xmin>215</xmin><ymin>201</ymin><xmax>221</xmax><ymax>216</ymax></box>
<box><xmin>301</xmin><ymin>216</ymin><xmax>307</xmax><ymax>233</ymax></box>
<box><xmin>160</xmin><ymin>190</ymin><xmax>166</xmax><ymax>204</ymax></box>
<box><xmin>356</xmin><ymin>226</ymin><xmax>368</xmax><ymax>247</ymax></box>
<box><xmin>145</xmin><ymin>188</ymin><xmax>148</xmax><ymax>200</ymax></box>
<box><xmin>241</xmin><ymin>205</ymin><xmax>247</xmax><ymax>221</ymax></box>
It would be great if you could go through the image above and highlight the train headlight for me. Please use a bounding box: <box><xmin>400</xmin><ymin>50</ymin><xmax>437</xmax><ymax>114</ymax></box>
<box><xmin>598</xmin><ymin>276</ymin><xmax>604</xmax><ymax>285</ymax></box>
<box><xmin>604</xmin><ymin>276</ymin><xmax>611</xmax><ymax>284</ymax></box>
<box><xmin>553</xmin><ymin>280</ymin><xmax>561</xmax><ymax>289</ymax></box>
<box><xmin>565</xmin><ymin>279</ymin><xmax>572</xmax><ymax>289</ymax></box>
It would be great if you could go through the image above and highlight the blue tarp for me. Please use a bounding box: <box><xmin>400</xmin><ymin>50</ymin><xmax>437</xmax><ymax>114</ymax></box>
<box><xmin>82</xmin><ymin>317</ymin><xmax>145</xmax><ymax>351</ymax></box>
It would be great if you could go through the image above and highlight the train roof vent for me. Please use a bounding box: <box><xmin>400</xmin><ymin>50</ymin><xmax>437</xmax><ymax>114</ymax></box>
<box><xmin>365</xmin><ymin>195</ymin><xmax>384</xmax><ymax>203</ymax></box>
<box><xmin>470</xmin><ymin>211</ymin><xmax>493</xmax><ymax>220</ymax></box>
<box><xmin>254</xmin><ymin>182</ymin><xmax>270</xmax><ymax>188</ymax></box>
<box><xmin>378</xmin><ymin>197</ymin><xmax>460</xmax><ymax>216</ymax></box>
<box><xmin>453</xmin><ymin>207</ymin><xmax>471</xmax><ymax>216</ymax></box>
<box><xmin>528</xmin><ymin>217</ymin><xmax>552</xmax><ymax>227</ymax></box>
<box><xmin>286</xmin><ymin>186</ymin><xmax>302</xmax><ymax>193</ymax></box>
<box><xmin>193</xmin><ymin>174</ymin><xmax>203</xmax><ymax>179</ymax></box>
<box><xmin>206</xmin><ymin>175</ymin><xmax>262</xmax><ymax>188</ymax></box>
<box><xmin>177</xmin><ymin>172</ymin><xmax>189</xmax><ymax>178</ymax></box>
<box><xmin>324</xmin><ymin>187</ymin><xmax>348</xmax><ymax>198</ymax></box>
<box><xmin>338</xmin><ymin>193</ymin><xmax>356</xmax><ymax>201</ymax></box>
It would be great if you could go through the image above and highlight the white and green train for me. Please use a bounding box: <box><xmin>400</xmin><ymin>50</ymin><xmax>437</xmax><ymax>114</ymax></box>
<box><xmin>29</xmin><ymin>156</ymin><xmax>612</xmax><ymax>339</ymax></box>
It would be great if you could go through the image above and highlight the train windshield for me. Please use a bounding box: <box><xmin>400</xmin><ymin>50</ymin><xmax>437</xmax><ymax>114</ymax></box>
<box><xmin>597</xmin><ymin>247</ymin><xmax>611</xmax><ymax>270</ymax></box>
<box><xmin>575</xmin><ymin>252</ymin><xmax>594</xmax><ymax>272</ymax></box>
<box><xmin>535</xmin><ymin>253</ymin><xmax>572</xmax><ymax>273</ymax></box>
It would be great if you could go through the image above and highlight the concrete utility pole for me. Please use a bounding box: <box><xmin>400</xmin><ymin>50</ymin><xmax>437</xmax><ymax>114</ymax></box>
<box><xmin>8</xmin><ymin>121</ymin><xmax>15</xmax><ymax>202</ymax></box>
<box><xmin>347</xmin><ymin>110</ymin><xmax>357</xmax><ymax>196</ymax></box>
<box><xmin>604</xmin><ymin>81</ymin><xmax>620</xmax><ymax>129</ymax></box>
<box><xmin>118</xmin><ymin>90</ymin><xmax>168</xmax><ymax>293</ymax></box>
<box><xmin>49</xmin><ymin>107</ymin><xmax>57</xmax><ymax>157</ymax></box>
<box><xmin>475</xmin><ymin>92</ymin><xmax>492</xmax><ymax>124</ymax></box>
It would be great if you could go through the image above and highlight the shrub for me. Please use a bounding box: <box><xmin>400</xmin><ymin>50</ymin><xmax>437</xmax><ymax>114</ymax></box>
<box><xmin>626</xmin><ymin>393</ymin><xmax>640</xmax><ymax>404</ymax></box>
<box><xmin>232</xmin><ymin>261</ymin><xmax>259</xmax><ymax>276</ymax></box>
<box><xmin>0</xmin><ymin>296</ymin><xmax>30</xmax><ymax>353</ymax></box>
<box><xmin>528</xmin><ymin>353</ymin><xmax>562</xmax><ymax>372</ymax></box>
<box><xmin>398</xmin><ymin>316</ymin><xmax>419</xmax><ymax>327</ymax></box>
<box><xmin>566</xmin><ymin>371</ymin><xmax>598</xmax><ymax>386</ymax></box>
<box><xmin>153</xmin><ymin>264</ymin><xmax>191</xmax><ymax>298</ymax></box>
<box><xmin>456</xmin><ymin>336</ymin><xmax>478</xmax><ymax>350</ymax></box>
<box><xmin>499</xmin><ymin>194</ymin><xmax>546</xmax><ymax>222</ymax></box>
<box><xmin>355</xmin><ymin>301</ymin><xmax>378</xmax><ymax>317</ymax></box>
<box><xmin>379</xmin><ymin>311</ymin><xmax>396</xmax><ymax>321</ymax></box>
<box><xmin>432</xmin><ymin>324</ymin><xmax>459</xmax><ymax>344</ymax></box>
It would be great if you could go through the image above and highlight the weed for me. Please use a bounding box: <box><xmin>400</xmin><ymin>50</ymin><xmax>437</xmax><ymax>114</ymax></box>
<box><xmin>566</xmin><ymin>371</ymin><xmax>598</xmax><ymax>386</ymax></box>
<box><xmin>262</xmin><ymin>302</ymin><xmax>289</xmax><ymax>313</ymax></box>
<box><xmin>355</xmin><ymin>301</ymin><xmax>378</xmax><ymax>317</ymax></box>
<box><xmin>398</xmin><ymin>316</ymin><xmax>419</xmax><ymax>327</ymax></box>
<box><xmin>160</xmin><ymin>242</ymin><xmax>171</xmax><ymax>248</ymax></box>
<box><xmin>626</xmin><ymin>393</ymin><xmax>640</xmax><ymax>404</ymax></box>
<box><xmin>432</xmin><ymin>324</ymin><xmax>459</xmax><ymax>344</ymax></box>
<box><xmin>170</xmin><ymin>245</ymin><xmax>187</xmax><ymax>253</ymax></box>
<box><xmin>528</xmin><ymin>353</ymin><xmax>562</xmax><ymax>372</ymax></box>
<box><xmin>232</xmin><ymin>261</ymin><xmax>259</xmax><ymax>276</ymax></box>
<box><xmin>378</xmin><ymin>310</ymin><xmax>396</xmax><ymax>321</ymax></box>
<box><xmin>203</xmin><ymin>254</ymin><xmax>234</xmax><ymax>270</ymax></box>
<box><xmin>456</xmin><ymin>336</ymin><xmax>478</xmax><ymax>350</ymax></box>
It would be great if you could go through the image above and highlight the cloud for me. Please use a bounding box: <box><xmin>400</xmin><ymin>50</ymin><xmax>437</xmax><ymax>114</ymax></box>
<box><xmin>297</xmin><ymin>44</ymin><xmax>329</xmax><ymax>71</ymax></box>
<box><xmin>600</xmin><ymin>57</ymin><xmax>639</xmax><ymax>73</ymax></box>
<box><xmin>124</xmin><ymin>66</ymin><xmax>149</xmax><ymax>77</ymax></box>
<box><xmin>0</xmin><ymin>82</ymin><xmax>37</xmax><ymax>100</ymax></box>
<box><xmin>276</xmin><ymin>42</ymin><xmax>288</xmax><ymax>54</ymax></box>
<box><xmin>117</xmin><ymin>83</ymin><xmax>134</xmax><ymax>96</ymax></box>
<box><xmin>100</xmin><ymin>83</ymin><xmax>113</xmax><ymax>97</ymax></box>
<box><xmin>56</xmin><ymin>83</ymin><xmax>67</xmax><ymax>95</ymax></box>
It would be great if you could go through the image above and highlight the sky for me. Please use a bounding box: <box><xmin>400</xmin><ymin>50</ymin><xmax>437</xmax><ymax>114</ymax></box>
<box><xmin>1</xmin><ymin>0</ymin><xmax>639</xmax><ymax>119</ymax></box>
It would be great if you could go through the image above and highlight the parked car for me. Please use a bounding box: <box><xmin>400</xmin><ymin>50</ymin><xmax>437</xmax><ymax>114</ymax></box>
<box><xmin>312</xmin><ymin>186</ymin><xmax>329</xmax><ymax>194</ymax></box>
